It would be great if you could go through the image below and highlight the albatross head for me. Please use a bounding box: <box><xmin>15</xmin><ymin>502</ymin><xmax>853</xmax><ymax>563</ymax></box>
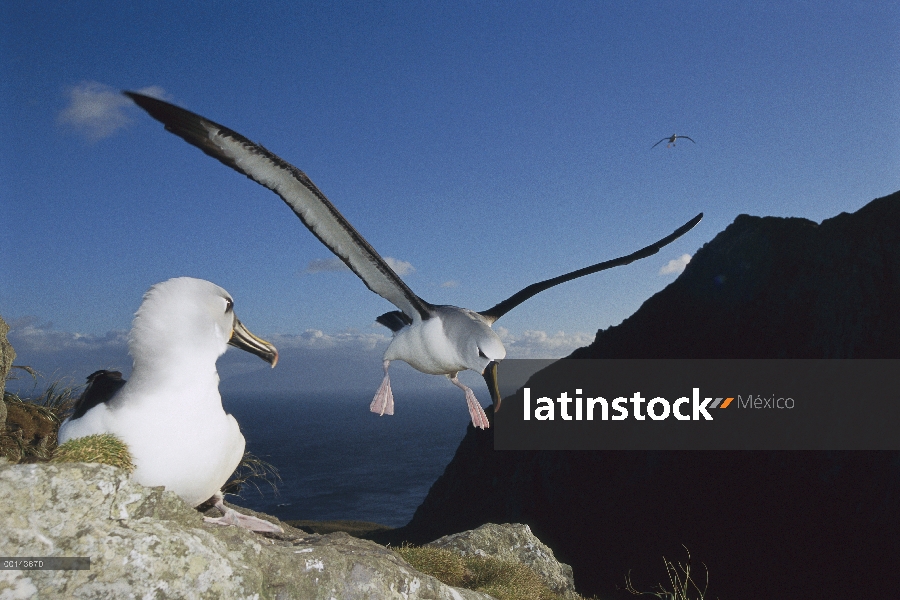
<box><xmin>129</xmin><ymin>277</ymin><xmax>278</xmax><ymax>369</ymax></box>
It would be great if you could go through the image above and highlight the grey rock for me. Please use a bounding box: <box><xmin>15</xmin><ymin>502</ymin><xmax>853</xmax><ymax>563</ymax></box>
<box><xmin>428</xmin><ymin>523</ymin><xmax>577</xmax><ymax>598</ymax></box>
<box><xmin>0</xmin><ymin>460</ymin><xmax>494</xmax><ymax>599</ymax></box>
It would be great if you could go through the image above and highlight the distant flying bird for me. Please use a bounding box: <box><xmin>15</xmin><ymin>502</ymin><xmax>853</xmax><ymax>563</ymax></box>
<box><xmin>126</xmin><ymin>92</ymin><xmax>702</xmax><ymax>430</ymax></box>
<box><xmin>652</xmin><ymin>134</ymin><xmax>696</xmax><ymax>149</ymax></box>
<box><xmin>58</xmin><ymin>277</ymin><xmax>282</xmax><ymax>532</ymax></box>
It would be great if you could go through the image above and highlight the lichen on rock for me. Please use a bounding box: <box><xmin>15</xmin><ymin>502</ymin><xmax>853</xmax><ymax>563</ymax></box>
<box><xmin>428</xmin><ymin>523</ymin><xmax>577</xmax><ymax>599</ymax></box>
<box><xmin>0</xmin><ymin>460</ymin><xmax>495</xmax><ymax>599</ymax></box>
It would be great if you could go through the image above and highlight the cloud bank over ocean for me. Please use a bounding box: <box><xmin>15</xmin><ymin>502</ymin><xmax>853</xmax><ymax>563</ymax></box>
<box><xmin>5</xmin><ymin>318</ymin><xmax>592</xmax><ymax>396</ymax></box>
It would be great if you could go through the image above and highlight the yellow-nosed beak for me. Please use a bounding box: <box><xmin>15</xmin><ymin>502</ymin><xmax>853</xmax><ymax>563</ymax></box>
<box><xmin>228</xmin><ymin>317</ymin><xmax>279</xmax><ymax>367</ymax></box>
<box><xmin>482</xmin><ymin>360</ymin><xmax>501</xmax><ymax>412</ymax></box>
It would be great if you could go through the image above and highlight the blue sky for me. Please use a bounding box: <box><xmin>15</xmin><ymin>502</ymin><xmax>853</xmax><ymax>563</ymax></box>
<box><xmin>2</xmin><ymin>1</ymin><xmax>898</xmax><ymax>395</ymax></box>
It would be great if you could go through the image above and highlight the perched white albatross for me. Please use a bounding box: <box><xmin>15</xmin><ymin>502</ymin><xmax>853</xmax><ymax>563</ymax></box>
<box><xmin>652</xmin><ymin>134</ymin><xmax>696</xmax><ymax>149</ymax></box>
<box><xmin>57</xmin><ymin>277</ymin><xmax>282</xmax><ymax>532</ymax></box>
<box><xmin>125</xmin><ymin>92</ymin><xmax>702</xmax><ymax>429</ymax></box>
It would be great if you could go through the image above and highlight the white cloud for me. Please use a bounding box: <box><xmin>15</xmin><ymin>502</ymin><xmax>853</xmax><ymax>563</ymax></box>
<box><xmin>384</xmin><ymin>257</ymin><xmax>415</xmax><ymax>276</ymax></box>
<box><xmin>58</xmin><ymin>81</ymin><xmax>166</xmax><ymax>140</ymax></box>
<box><xmin>8</xmin><ymin>317</ymin><xmax>590</xmax><ymax>363</ymax></box>
<box><xmin>7</xmin><ymin>318</ymin><xmax>389</xmax><ymax>359</ymax></box>
<box><xmin>304</xmin><ymin>257</ymin><xmax>350</xmax><ymax>273</ymax></box>
<box><xmin>494</xmin><ymin>326</ymin><xmax>594</xmax><ymax>359</ymax></box>
<box><xmin>4</xmin><ymin>318</ymin><xmax>131</xmax><ymax>393</ymax></box>
<box><xmin>659</xmin><ymin>253</ymin><xmax>692</xmax><ymax>275</ymax></box>
<box><xmin>303</xmin><ymin>256</ymin><xmax>415</xmax><ymax>276</ymax></box>
<box><xmin>8</xmin><ymin>317</ymin><xmax>128</xmax><ymax>354</ymax></box>
<box><xmin>440</xmin><ymin>280</ymin><xmax>460</xmax><ymax>288</ymax></box>
<box><xmin>268</xmin><ymin>329</ymin><xmax>389</xmax><ymax>352</ymax></box>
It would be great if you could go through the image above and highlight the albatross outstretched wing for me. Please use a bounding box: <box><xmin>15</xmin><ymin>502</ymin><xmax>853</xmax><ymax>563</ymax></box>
<box><xmin>480</xmin><ymin>212</ymin><xmax>702</xmax><ymax>322</ymax></box>
<box><xmin>125</xmin><ymin>92</ymin><xmax>431</xmax><ymax>322</ymax></box>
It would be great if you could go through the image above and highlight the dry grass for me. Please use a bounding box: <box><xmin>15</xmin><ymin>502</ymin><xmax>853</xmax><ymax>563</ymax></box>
<box><xmin>221</xmin><ymin>452</ymin><xmax>282</xmax><ymax>499</ymax></box>
<box><xmin>396</xmin><ymin>544</ymin><xmax>585</xmax><ymax>600</ymax></box>
<box><xmin>623</xmin><ymin>547</ymin><xmax>713</xmax><ymax>600</ymax></box>
<box><xmin>1</xmin><ymin>370</ymin><xmax>79</xmax><ymax>462</ymax></box>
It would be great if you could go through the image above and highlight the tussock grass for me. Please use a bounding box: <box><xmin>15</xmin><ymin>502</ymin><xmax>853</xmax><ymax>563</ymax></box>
<box><xmin>1</xmin><ymin>368</ymin><xmax>79</xmax><ymax>462</ymax></box>
<box><xmin>396</xmin><ymin>545</ymin><xmax>472</xmax><ymax>588</ymax></box>
<box><xmin>396</xmin><ymin>544</ymin><xmax>584</xmax><ymax>600</ymax></box>
<box><xmin>624</xmin><ymin>547</ymin><xmax>713</xmax><ymax>600</ymax></box>
<box><xmin>222</xmin><ymin>451</ymin><xmax>282</xmax><ymax>498</ymax></box>
<box><xmin>52</xmin><ymin>433</ymin><xmax>135</xmax><ymax>472</ymax></box>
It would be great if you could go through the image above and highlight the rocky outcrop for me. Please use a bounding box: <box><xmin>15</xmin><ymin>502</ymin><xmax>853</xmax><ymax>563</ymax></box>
<box><xmin>427</xmin><ymin>523</ymin><xmax>576</xmax><ymax>599</ymax></box>
<box><xmin>387</xmin><ymin>192</ymin><xmax>900</xmax><ymax>600</ymax></box>
<box><xmin>0</xmin><ymin>460</ymin><xmax>494</xmax><ymax>599</ymax></box>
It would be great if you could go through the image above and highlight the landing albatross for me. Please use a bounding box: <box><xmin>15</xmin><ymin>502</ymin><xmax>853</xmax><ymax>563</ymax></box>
<box><xmin>126</xmin><ymin>92</ymin><xmax>702</xmax><ymax>429</ymax></box>
<box><xmin>58</xmin><ymin>277</ymin><xmax>281</xmax><ymax>532</ymax></box>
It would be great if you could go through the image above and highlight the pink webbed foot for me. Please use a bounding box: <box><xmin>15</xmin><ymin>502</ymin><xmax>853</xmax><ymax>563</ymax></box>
<box><xmin>449</xmin><ymin>373</ymin><xmax>490</xmax><ymax>429</ymax></box>
<box><xmin>203</xmin><ymin>492</ymin><xmax>283</xmax><ymax>533</ymax></box>
<box><xmin>370</xmin><ymin>360</ymin><xmax>394</xmax><ymax>416</ymax></box>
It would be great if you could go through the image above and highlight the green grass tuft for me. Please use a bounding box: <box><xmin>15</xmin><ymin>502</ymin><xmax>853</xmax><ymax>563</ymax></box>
<box><xmin>53</xmin><ymin>433</ymin><xmax>135</xmax><ymax>472</ymax></box>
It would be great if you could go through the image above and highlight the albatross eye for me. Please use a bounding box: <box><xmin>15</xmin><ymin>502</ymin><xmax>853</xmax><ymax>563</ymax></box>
<box><xmin>225</xmin><ymin>298</ymin><xmax>234</xmax><ymax>313</ymax></box>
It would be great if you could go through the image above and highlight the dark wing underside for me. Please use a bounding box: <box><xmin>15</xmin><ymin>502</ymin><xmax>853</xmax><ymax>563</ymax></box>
<box><xmin>376</xmin><ymin>310</ymin><xmax>413</xmax><ymax>332</ymax></box>
<box><xmin>124</xmin><ymin>92</ymin><xmax>431</xmax><ymax>322</ymax></box>
<box><xmin>480</xmin><ymin>213</ymin><xmax>703</xmax><ymax>322</ymax></box>
<box><xmin>70</xmin><ymin>370</ymin><xmax>126</xmax><ymax>420</ymax></box>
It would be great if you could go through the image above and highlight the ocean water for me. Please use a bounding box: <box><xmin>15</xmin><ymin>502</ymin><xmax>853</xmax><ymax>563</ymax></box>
<box><xmin>222</xmin><ymin>391</ymin><xmax>473</xmax><ymax>528</ymax></box>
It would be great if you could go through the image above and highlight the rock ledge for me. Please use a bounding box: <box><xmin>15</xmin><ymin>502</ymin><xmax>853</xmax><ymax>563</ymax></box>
<box><xmin>0</xmin><ymin>460</ymin><xmax>494</xmax><ymax>599</ymax></box>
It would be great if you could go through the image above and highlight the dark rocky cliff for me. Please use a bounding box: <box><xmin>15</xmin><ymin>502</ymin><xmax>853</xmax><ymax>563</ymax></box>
<box><xmin>378</xmin><ymin>191</ymin><xmax>900</xmax><ymax>600</ymax></box>
<box><xmin>572</xmin><ymin>190</ymin><xmax>900</xmax><ymax>359</ymax></box>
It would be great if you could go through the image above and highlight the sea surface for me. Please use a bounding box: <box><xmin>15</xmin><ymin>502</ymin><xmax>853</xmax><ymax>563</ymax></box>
<box><xmin>222</xmin><ymin>391</ymin><xmax>473</xmax><ymax>528</ymax></box>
